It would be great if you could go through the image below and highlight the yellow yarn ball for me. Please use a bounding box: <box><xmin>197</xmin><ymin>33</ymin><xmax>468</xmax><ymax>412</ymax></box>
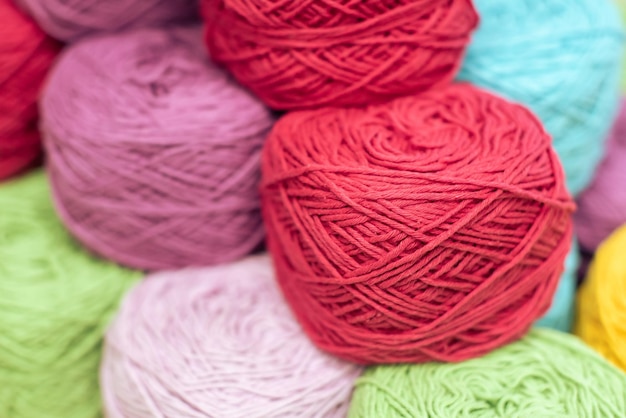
<box><xmin>575</xmin><ymin>224</ymin><xmax>626</xmax><ymax>370</ymax></box>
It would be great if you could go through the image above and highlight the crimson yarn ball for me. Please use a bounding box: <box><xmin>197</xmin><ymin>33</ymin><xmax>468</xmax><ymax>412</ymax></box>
<box><xmin>0</xmin><ymin>0</ymin><xmax>59</xmax><ymax>181</ymax></box>
<box><xmin>261</xmin><ymin>83</ymin><xmax>575</xmax><ymax>364</ymax></box>
<box><xmin>202</xmin><ymin>0</ymin><xmax>479</xmax><ymax>110</ymax></box>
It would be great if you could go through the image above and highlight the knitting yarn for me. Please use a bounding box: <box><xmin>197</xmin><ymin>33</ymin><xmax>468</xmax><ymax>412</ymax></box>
<box><xmin>15</xmin><ymin>0</ymin><xmax>199</xmax><ymax>42</ymax></box>
<box><xmin>575</xmin><ymin>224</ymin><xmax>626</xmax><ymax>371</ymax></box>
<box><xmin>348</xmin><ymin>329</ymin><xmax>626</xmax><ymax>418</ymax></box>
<box><xmin>0</xmin><ymin>171</ymin><xmax>140</xmax><ymax>418</ymax></box>
<box><xmin>101</xmin><ymin>254</ymin><xmax>362</xmax><ymax>418</ymax></box>
<box><xmin>0</xmin><ymin>0</ymin><xmax>59</xmax><ymax>181</ymax></box>
<box><xmin>42</xmin><ymin>26</ymin><xmax>274</xmax><ymax>271</ymax></box>
<box><xmin>535</xmin><ymin>238</ymin><xmax>580</xmax><ymax>332</ymax></box>
<box><xmin>575</xmin><ymin>100</ymin><xmax>626</xmax><ymax>251</ymax></box>
<box><xmin>261</xmin><ymin>83</ymin><xmax>575</xmax><ymax>364</ymax></box>
<box><xmin>458</xmin><ymin>0</ymin><xmax>624</xmax><ymax>196</ymax></box>
<box><xmin>202</xmin><ymin>0</ymin><xmax>479</xmax><ymax>110</ymax></box>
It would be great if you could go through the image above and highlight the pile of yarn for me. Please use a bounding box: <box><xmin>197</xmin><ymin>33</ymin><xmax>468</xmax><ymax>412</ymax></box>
<box><xmin>202</xmin><ymin>0</ymin><xmax>479</xmax><ymax>109</ymax></box>
<box><xmin>0</xmin><ymin>171</ymin><xmax>140</xmax><ymax>418</ymax></box>
<box><xmin>348</xmin><ymin>329</ymin><xmax>626</xmax><ymax>417</ymax></box>
<box><xmin>575</xmin><ymin>224</ymin><xmax>626</xmax><ymax>371</ymax></box>
<box><xmin>15</xmin><ymin>0</ymin><xmax>199</xmax><ymax>41</ymax></box>
<box><xmin>458</xmin><ymin>0</ymin><xmax>624</xmax><ymax>196</ymax></box>
<box><xmin>261</xmin><ymin>83</ymin><xmax>575</xmax><ymax>364</ymax></box>
<box><xmin>575</xmin><ymin>100</ymin><xmax>626</xmax><ymax>251</ymax></box>
<box><xmin>0</xmin><ymin>0</ymin><xmax>59</xmax><ymax>180</ymax></box>
<box><xmin>42</xmin><ymin>26</ymin><xmax>274</xmax><ymax>271</ymax></box>
<box><xmin>102</xmin><ymin>255</ymin><xmax>362</xmax><ymax>417</ymax></box>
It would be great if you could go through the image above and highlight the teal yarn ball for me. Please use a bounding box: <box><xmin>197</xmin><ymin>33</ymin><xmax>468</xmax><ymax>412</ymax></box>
<box><xmin>536</xmin><ymin>238</ymin><xmax>580</xmax><ymax>332</ymax></box>
<box><xmin>348</xmin><ymin>329</ymin><xmax>626</xmax><ymax>418</ymax></box>
<box><xmin>458</xmin><ymin>0</ymin><xmax>624</xmax><ymax>196</ymax></box>
<box><xmin>0</xmin><ymin>171</ymin><xmax>140</xmax><ymax>418</ymax></box>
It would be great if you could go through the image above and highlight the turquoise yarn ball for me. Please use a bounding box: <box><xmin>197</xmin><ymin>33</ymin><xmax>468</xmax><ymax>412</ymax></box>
<box><xmin>536</xmin><ymin>239</ymin><xmax>580</xmax><ymax>332</ymax></box>
<box><xmin>459</xmin><ymin>0</ymin><xmax>624</xmax><ymax>196</ymax></box>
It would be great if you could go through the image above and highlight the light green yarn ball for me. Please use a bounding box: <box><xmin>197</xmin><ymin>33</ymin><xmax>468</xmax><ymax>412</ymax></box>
<box><xmin>348</xmin><ymin>329</ymin><xmax>626</xmax><ymax>418</ymax></box>
<box><xmin>0</xmin><ymin>171</ymin><xmax>141</xmax><ymax>418</ymax></box>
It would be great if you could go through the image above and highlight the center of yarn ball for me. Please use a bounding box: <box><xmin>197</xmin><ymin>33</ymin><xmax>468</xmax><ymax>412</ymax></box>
<box><xmin>261</xmin><ymin>83</ymin><xmax>575</xmax><ymax>364</ymax></box>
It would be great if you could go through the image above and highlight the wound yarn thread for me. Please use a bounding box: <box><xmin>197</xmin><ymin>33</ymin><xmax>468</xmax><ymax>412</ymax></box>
<box><xmin>575</xmin><ymin>224</ymin><xmax>626</xmax><ymax>372</ymax></box>
<box><xmin>101</xmin><ymin>254</ymin><xmax>362</xmax><ymax>418</ymax></box>
<box><xmin>0</xmin><ymin>171</ymin><xmax>140</xmax><ymax>418</ymax></box>
<box><xmin>348</xmin><ymin>329</ymin><xmax>626</xmax><ymax>418</ymax></box>
<box><xmin>261</xmin><ymin>83</ymin><xmax>575</xmax><ymax>364</ymax></box>
<box><xmin>458</xmin><ymin>0</ymin><xmax>624</xmax><ymax>196</ymax></box>
<box><xmin>42</xmin><ymin>26</ymin><xmax>274</xmax><ymax>271</ymax></box>
<box><xmin>15</xmin><ymin>0</ymin><xmax>199</xmax><ymax>42</ymax></box>
<box><xmin>202</xmin><ymin>0</ymin><xmax>479</xmax><ymax>110</ymax></box>
<box><xmin>535</xmin><ymin>238</ymin><xmax>580</xmax><ymax>332</ymax></box>
<box><xmin>575</xmin><ymin>100</ymin><xmax>626</xmax><ymax>251</ymax></box>
<box><xmin>0</xmin><ymin>0</ymin><xmax>59</xmax><ymax>181</ymax></box>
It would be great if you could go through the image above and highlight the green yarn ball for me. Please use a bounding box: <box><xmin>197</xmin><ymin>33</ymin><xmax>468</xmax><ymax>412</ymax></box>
<box><xmin>0</xmin><ymin>171</ymin><xmax>141</xmax><ymax>418</ymax></box>
<box><xmin>348</xmin><ymin>329</ymin><xmax>626</xmax><ymax>418</ymax></box>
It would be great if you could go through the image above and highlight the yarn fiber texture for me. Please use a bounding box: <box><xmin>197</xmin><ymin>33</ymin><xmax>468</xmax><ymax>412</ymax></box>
<box><xmin>348</xmin><ymin>329</ymin><xmax>626</xmax><ymax>418</ymax></box>
<box><xmin>0</xmin><ymin>0</ymin><xmax>59</xmax><ymax>181</ymax></box>
<box><xmin>42</xmin><ymin>26</ymin><xmax>274</xmax><ymax>271</ymax></box>
<box><xmin>15</xmin><ymin>0</ymin><xmax>199</xmax><ymax>42</ymax></box>
<box><xmin>0</xmin><ymin>171</ymin><xmax>140</xmax><ymax>418</ymax></box>
<box><xmin>575</xmin><ymin>224</ymin><xmax>626</xmax><ymax>372</ymax></box>
<box><xmin>101</xmin><ymin>254</ymin><xmax>362</xmax><ymax>418</ymax></box>
<box><xmin>575</xmin><ymin>100</ymin><xmax>626</xmax><ymax>251</ymax></box>
<box><xmin>261</xmin><ymin>83</ymin><xmax>575</xmax><ymax>364</ymax></box>
<box><xmin>536</xmin><ymin>238</ymin><xmax>580</xmax><ymax>332</ymax></box>
<box><xmin>458</xmin><ymin>0</ymin><xmax>624</xmax><ymax>196</ymax></box>
<box><xmin>202</xmin><ymin>0</ymin><xmax>479</xmax><ymax>110</ymax></box>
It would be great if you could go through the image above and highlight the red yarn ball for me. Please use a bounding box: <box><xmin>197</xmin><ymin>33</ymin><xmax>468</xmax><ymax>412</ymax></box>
<box><xmin>202</xmin><ymin>0</ymin><xmax>479</xmax><ymax>110</ymax></box>
<box><xmin>261</xmin><ymin>84</ymin><xmax>575</xmax><ymax>364</ymax></box>
<box><xmin>0</xmin><ymin>0</ymin><xmax>60</xmax><ymax>180</ymax></box>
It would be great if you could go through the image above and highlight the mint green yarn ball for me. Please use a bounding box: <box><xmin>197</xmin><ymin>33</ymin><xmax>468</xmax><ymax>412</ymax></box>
<box><xmin>0</xmin><ymin>171</ymin><xmax>141</xmax><ymax>418</ymax></box>
<box><xmin>535</xmin><ymin>239</ymin><xmax>579</xmax><ymax>332</ymax></box>
<box><xmin>459</xmin><ymin>0</ymin><xmax>624</xmax><ymax>196</ymax></box>
<box><xmin>348</xmin><ymin>329</ymin><xmax>626</xmax><ymax>418</ymax></box>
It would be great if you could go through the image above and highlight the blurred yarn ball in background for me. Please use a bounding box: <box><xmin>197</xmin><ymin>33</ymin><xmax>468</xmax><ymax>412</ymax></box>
<box><xmin>0</xmin><ymin>172</ymin><xmax>140</xmax><ymax>418</ymax></box>
<box><xmin>15</xmin><ymin>0</ymin><xmax>199</xmax><ymax>42</ymax></box>
<box><xmin>102</xmin><ymin>255</ymin><xmax>362</xmax><ymax>418</ymax></box>
<box><xmin>458</xmin><ymin>0</ymin><xmax>624</xmax><ymax>196</ymax></box>
<box><xmin>42</xmin><ymin>26</ymin><xmax>274</xmax><ymax>271</ymax></box>
<box><xmin>0</xmin><ymin>0</ymin><xmax>59</xmax><ymax>181</ymax></box>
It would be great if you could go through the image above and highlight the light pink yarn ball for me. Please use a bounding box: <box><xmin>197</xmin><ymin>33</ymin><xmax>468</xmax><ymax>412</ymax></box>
<box><xmin>101</xmin><ymin>255</ymin><xmax>362</xmax><ymax>417</ymax></box>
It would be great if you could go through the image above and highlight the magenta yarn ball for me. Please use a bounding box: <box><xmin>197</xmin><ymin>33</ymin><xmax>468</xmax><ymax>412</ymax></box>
<box><xmin>15</xmin><ymin>0</ymin><xmax>199</xmax><ymax>42</ymax></box>
<box><xmin>101</xmin><ymin>255</ymin><xmax>362</xmax><ymax>417</ymax></box>
<box><xmin>575</xmin><ymin>100</ymin><xmax>626</xmax><ymax>251</ymax></box>
<box><xmin>42</xmin><ymin>26</ymin><xmax>274</xmax><ymax>271</ymax></box>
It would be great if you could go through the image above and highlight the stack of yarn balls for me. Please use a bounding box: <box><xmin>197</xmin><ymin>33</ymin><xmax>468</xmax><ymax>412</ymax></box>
<box><xmin>1</xmin><ymin>0</ymin><xmax>626</xmax><ymax>416</ymax></box>
<box><xmin>0</xmin><ymin>0</ymin><xmax>59</xmax><ymax>180</ymax></box>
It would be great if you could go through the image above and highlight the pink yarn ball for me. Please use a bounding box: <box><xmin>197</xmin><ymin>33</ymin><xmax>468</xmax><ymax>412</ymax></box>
<box><xmin>101</xmin><ymin>255</ymin><xmax>362</xmax><ymax>417</ymax></box>
<box><xmin>15</xmin><ymin>0</ymin><xmax>199</xmax><ymax>42</ymax></box>
<box><xmin>42</xmin><ymin>26</ymin><xmax>273</xmax><ymax>270</ymax></box>
<box><xmin>575</xmin><ymin>100</ymin><xmax>626</xmax><ymax>251</ymax></box>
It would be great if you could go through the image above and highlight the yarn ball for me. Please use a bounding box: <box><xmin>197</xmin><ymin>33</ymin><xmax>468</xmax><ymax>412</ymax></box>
<box><xmin>261</xmin><ymin>83</ymin><xmax>575</xmax><ymax>364</ymax></box>
<box><xmin>575</xmin><ymin>100</ymin><xmax>626</xmax><ymax>251</ymax></box>
<box><xmin>202</xmin><ymin>0</ymin><xmax>479</xmax><ymax>110</ymax></box>
<box><xmin>458</xmin><ymin>0</ymin><xmax>624</xmax><ymax>196</ymax></box>
<box><xmin>535</xmin><ymin>238</ymin><xmax>580</xmax><ymax>332</ymax></box>
<box><xmin>15</xmin><ymin>0</ymin><xmax>199</xmax><ymax>42</ymax></box>
<box><xmin>0</xmin><ymin>0</ymin><xmax>60</xmax><ymax>181</ymax></box>
<box><xmin>575</xmin><ymin>224</ymin><xmax>626</xmax><ymax>372</ymax></box>
<box><xmin>101</xmin><ymin>254</ymin><xmax>362</xmax><ymax>418</ymax></box>
<box><xmin>348</xmin><ymin>329</ymin><xmax>626</xmax><ymax>418</ymax></box>
<box><xmin>0</xmin><ymin>171</ymin><xmax>140</xmax><ymax>418</ymax></box>
<box><xmin>42</xmin><ymin>26</ymin><xmax>274</xmax><ymax>271</ymax></box>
